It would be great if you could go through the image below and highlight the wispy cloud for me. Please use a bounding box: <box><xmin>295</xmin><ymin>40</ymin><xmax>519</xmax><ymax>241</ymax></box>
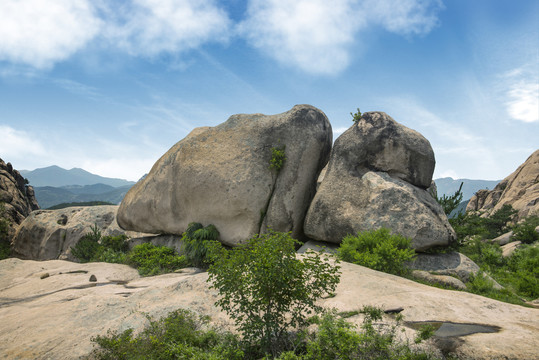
<box><xmin>0</xmin><ymin>125</ymin><xmax>47</xmax><ymax>159</ymax></box>
<box><xmin>239</xmin><ymin>0</ymin><xmax>443</xmax><ymax>74</ymax></box>
<box><xmin>503</xmin><ymin>65</ymin><xmax>539</xmax><ymax>123</ymax></box>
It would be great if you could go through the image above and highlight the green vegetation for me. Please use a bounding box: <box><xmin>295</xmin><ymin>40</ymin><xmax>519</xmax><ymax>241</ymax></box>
<box><xmin>269</xmin><ymin>145</ymin><xmax>286</xmax><ymax>173</ymax></box>
<box><xmin>47</xmin><ymin>201</ymin><xmax>116</xmax><ymax>210</ymax></box>
<box><xmin>449</xmin><ymin>204</ymin><xmax>517</xmax><ymax>242</ymax></box>
<box><xmin>436</xmin><ymin>182</ymin><xmax>463</xmax><ymax>216</ymax></box>
<box><xmin>350</xmin><ymin>108</ymin><xmax>362</xmax><ymax>124</ymax></box>
<box><xmin>0</xmin><ymin>202</ymin><xmax>11</xmax><ymax>260</ymax></box>
<box><xmin>181</xmin><ymin>222</ymin><xmax>221</xmax><ymax>268</ymax></box>
<box><xmin>208</xmin><ymin>231</ymin><xmax>341</xmax><ymax>357</ymax></box>
<box><xmin>91</xmin><ymin>309</ymin><xmax>243</xmax><ymax>360</ymax></box>
<box><xmin>70</xmin><ymin>225</ymin><xmax>188</xmax><ymax>276</ymax></box>
<box><xmin>512</xmin><ymin>215</ymin><xmax>539</xmax><ymax>244</ymax></box>
<box><xmin>126</xmin><ymin>243</ymin><xmax>188</xmax><ymax>276</ymax></box>
<box><xmin>338</xmin><ymin>228</ymin><xmax>416</xmax><ymax>276</ymax></box>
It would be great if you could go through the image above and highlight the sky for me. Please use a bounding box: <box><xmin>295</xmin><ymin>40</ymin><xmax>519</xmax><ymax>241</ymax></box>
<box><xmin>0</xmin><ymin>0</ymin><xmax>538</xmax><ymax>182</ymax></box>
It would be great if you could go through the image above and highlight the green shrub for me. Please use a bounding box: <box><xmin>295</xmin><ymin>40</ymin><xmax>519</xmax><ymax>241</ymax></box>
<box><xmin>91</xmin><ymin>308</ymin><xmax>243</xmax><ymax>360</ymax></box>
<box><xmin>182</xmin><ymin>222</ymin><xmax>222</xmax><ymax>268</ymax></box>
<box><xmin>460</xmin><ymin>236</ymin><xmax>505</xmax><ymax>272</ymax></box>
<box><xmin>127</xmin><ymin>243</ymin><xmax>187</xmax><ymax>276</ymax></box>
<box><xmin>71</xmin><ymin>228</ymin><xmax>102</xmax><ymax>263</ymax></box>
<box><xmin>101</xmin><ymin>235</ymin><xmax>129</xmax><ymax>252</ymax></box>
<box><xmin>505</xmin><ymin>245</ymin><xmax>539</xmax><ymax>298</ymax></box>
<box><xmin>338</xmin><ymin>228</ymin><xmax>416</xmax><ymax>276</ymax></box>
<box><xmin>269</xmin><ymin>146</ymin><xmax>286</xmax><ymax>173</ymax></box>
<box><xmin>350</xmin><ymin>108</ymin><xmax>362</xmax><ymax>124</ymax></box>
<box><xmin>208</xmin><ymin>231</ymin><xmax>341</xmax><ymax>357</ymax></box>
<box><xmin>512</xmin><ymin>215</ymin><xmax>539</xmax><ymax>244</ymax></box>
<box><xmin>484</xmin><ymin>204</ymin><xmax>517</xmax><ymax>239</ymax></box>
<box><xmin>279</xmin><ymin>308</ymin><xmax>437</xmax><ymax>360</ymax></box>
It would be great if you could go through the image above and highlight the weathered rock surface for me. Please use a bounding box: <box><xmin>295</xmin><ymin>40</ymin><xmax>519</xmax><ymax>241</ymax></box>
<box><xmin>1</xmin><ymin>258</ymin><xmax>538</xmax><ymax>360</ymax></box>
<box><xmin>491</xmin><ymin>231</ymin><xmax>514</xmax><ymax>245</ymax></box>
<box><xmin>304</xmin><ymin>112</ymin><xmax>455</xmax><ymax>251</ymax></box>
<box><xmin>118</xmin><ymin>105</ymin><xmax>332</xmax><ymax>246</ymax></box>
<box><xmin>501</xmin><ymin>241</ymin><xmax>522</xmax><ymax>257</ymax></box>
<box><xmin>11</xmin><ymin>206</ymin><xmax>150</xmax><ymax>261</ymax></box>
<box><xmin>467</xmin><ymin>149</ymin><xmax>539</xmax><ymax>220</ymax></box>
<box><xmin>0</xmin><ymin>158</ymin><xmax>39</xmax><ymax>234</ymax></box>
<box><xmin>408</xmin><ymin>251</ymin><xmax>502</xmax><ymax>289</ymax></box>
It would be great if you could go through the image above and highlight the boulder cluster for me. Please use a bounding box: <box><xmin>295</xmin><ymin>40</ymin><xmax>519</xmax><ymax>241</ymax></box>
<box><xmin>117</xmin><ymin>104</ymin><xmax>454</xmax><ymax>250</ymax></box>
<box><xmin>0</xmin><ymin>158</ymin><xmax>39</xmax><ymax>234</ymax></box>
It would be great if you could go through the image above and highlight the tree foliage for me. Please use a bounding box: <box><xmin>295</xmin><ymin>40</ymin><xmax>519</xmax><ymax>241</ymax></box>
<box><xmin>207</xmin><ymin>231</ymin><xmax>341</xmax><ymax>357</ymax></box>
<box><xmin>436</xmin><ymin>182</ymin><xmax>463</xmax><ymax>216</ymax></box>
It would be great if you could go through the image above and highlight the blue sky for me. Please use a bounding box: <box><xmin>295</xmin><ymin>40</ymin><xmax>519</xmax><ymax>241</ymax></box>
<box><xmin>0</xmin><ymin>0</ymin><xmax>537</xmax><ymax>182</ymax></box>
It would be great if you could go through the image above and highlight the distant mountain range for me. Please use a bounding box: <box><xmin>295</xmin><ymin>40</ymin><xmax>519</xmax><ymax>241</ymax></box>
<box><xmin>433</xmin><ymin>177</ymin><xmax>500</xmax><ymax>200</ymax></box>
<box><xmin>20</xmin><ymin>165</ymin><xmax>135</xmax><ymax>188</ymax></box>
<box><xmin>34</xmin><ymin>184</ymin><xmax>133</xmax><ymax>209</ymax></box>
<box><xmin>20</xmin><ymin>165</ymin><xmax>136</xmax><ymax>209</ymax></box>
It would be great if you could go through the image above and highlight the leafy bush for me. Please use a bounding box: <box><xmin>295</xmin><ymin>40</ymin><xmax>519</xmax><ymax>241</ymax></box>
<box><xmin>338</xmin><ymin>228</ymin><xmax>416</xmax><ymax>276</ymax></box>
<box><xmin>512</xmin><ymin>215</ymin><xmax>539</xmax><ymax>244</ymax></box>
<box><xmin>91</xmin><ymin>309</ymin><xmax>243</xmax><ymax>360</ymax></box>
<box><xmin>278</xmin><ymin>308</ymin><xmax>437</xmax><ymax>360</ymax></box>
<box><xmin>181</xmin><ymin>222</ymin><xmax>222</xmax><ymax>268</ymax></box>
<box><xmin>460</xmin><ymin>236</ymin><xmax>505</xmax><ymax>272</ymax></box>
<box><xmin>208</xmin><ymin>231</ymin><xmax>341</xmax><ymax>357</ymax></box>
<box><xmin>484</xmin><ymin>205</ymin><xmax>517</xmax><ymax>238</ymax></box>
<box><xmin>504</xmin><ymin>245</ymin><xmax>539</xmax><ymax>298</ymax></box>
<box><xmin>269</xmin><ymin>146</ymin><xmax>286</xmax><ymax>173</ymax></box>
<box><xmin>71</xmin><ymin>225</ymin><xmax>102</xmax><ymax>263</ymax></box>
<box><xmin>71</xmin><ymin>228</ymin><xmax>128</xmax><ymax>264</ymax></box>
<box><xmin>127</xmin><ymin>243</ymin><xmax>187</xmax><ymax>276</ymax></box>
<box><xmin>450</xmin><ymin>204</ymin><xmax>517</xmax><ymax>242</ymax></box>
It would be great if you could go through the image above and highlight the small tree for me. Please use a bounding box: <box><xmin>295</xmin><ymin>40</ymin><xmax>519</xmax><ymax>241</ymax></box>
<box><xmin>436</xmin><ymin>182</ymin><xmax>463</xmax><ymax>216</ymax></box>
<box><xmin>350</xmin><ymin>108</ymin><xmax>362</xmax><ymax>124</ymax></box>
<box><xmin>207</xmin><ymin>231</ymin><xmax>340</xmax><ymax>357</ymax></box>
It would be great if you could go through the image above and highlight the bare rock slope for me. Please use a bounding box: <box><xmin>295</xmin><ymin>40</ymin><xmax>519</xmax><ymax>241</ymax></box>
<box><xmin>467</xmin><ymin>149</ymin><xmax>539</xmax><ymax>220</ymax></box>
<box><xmin>0</xmin><ymin>258</ymin><xmax>537</xmax><ymax>360</ymax></box>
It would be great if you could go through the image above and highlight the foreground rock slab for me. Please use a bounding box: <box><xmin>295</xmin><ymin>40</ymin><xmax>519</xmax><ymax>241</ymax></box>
<box><xmin>118</xmin><ymin>105</ymin><xmax>332</xmax><ymax>245</ymax></box>
<box><xmin>1</xmin><ymin>258</ymin><xmax>537</xmax><ymax>360</ymax></box>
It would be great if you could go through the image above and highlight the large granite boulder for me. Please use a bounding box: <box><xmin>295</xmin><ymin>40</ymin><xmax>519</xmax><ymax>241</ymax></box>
<box><xmin>466</xmin><ymin>149</ymin><xmax>539</xmax><ymax>220</ymax></box>
<box><xmin>304</xmin><ymin>112</ymin><xmax>455</xmax><ymax>251</ymax></box>
<box><xmin>11</xmin><ymin>205</ymin><xmax>148</xmax><ymax>261</ymax></box>
<box><xmin>118</xmin><ymin>105</ymin><xmax>332</xmax><ymax>246</ymax></box>
<box><xmin>0</xmin><ymin>158</ymin><xmax>39</xmax><ymax>235</ymax></box>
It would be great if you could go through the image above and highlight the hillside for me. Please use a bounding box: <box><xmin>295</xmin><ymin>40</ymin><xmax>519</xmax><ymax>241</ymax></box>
<box><xmin>34</xmin><ymin>184</ymin><xmax>133</xmax><ymax>209</ymax></box>
<box><xmin>20</xmin><ymin>166</ymin><xmax>135</xmax><ymax>188</ymax></box>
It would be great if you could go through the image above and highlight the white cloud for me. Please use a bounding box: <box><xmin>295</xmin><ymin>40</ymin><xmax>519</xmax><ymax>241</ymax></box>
<box><xmin>0</xmin><ymin>0</ymin><xmax>231</xmax><ymax>69</ymax></box>
<box><xmin>333</xmin><ymin>126</ymin><xmax>349</xmax><ymax>138</ymax></box>
<box><xmin>0</xmin><ymin>0</ymin><xmax>102</xmax><ymax>69</ymax></box>
<box><xmin>502</xmin><ymin>65</ymin><xmax>539</xmax><ymax>123</ymax></box>
<box><xmin>239</xmin><ymin>0</ymin><xmax>443</xmax><ymax>74</ymax></box>
<box><xmin>102</xmin><ymin>0</ymin><xmax>231</xmax><ymax>56</ymax></box>
<box><xmin>0</xmin><ymin>125</ymin><xmax>47</xmax><ymax>159</ymax></box>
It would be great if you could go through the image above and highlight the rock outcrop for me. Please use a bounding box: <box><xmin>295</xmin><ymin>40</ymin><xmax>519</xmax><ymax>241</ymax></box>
<box><xmin>11</xmin><ymin>205</ymin><xmax>149</xmax><ymax>261</ymax></box>
<box><xmin>1</xmin><ymin>258</ymin><xmax>537</xmax><ymax>360</ymax></box>
<box><xmin>304</xmin><ymin>112</ymin><xmax>455</xmax><ymax>251</ymax></box>
<box><xmin>0</xmin><ymin>158</ymin><xmax>39</xmax><ymax>234</ymax></box>
<box><xmin>118</xmin><ymin>105</ymin><xmax>332</xmax><ymax>246</ymax></box>
<box><xmin>466</xmin><ymin>149</ymin><xmax>539</xmax><ymax>220</ymax></box>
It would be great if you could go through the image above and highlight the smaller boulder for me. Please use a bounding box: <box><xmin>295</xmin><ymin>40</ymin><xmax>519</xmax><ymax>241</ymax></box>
<box><xmin>411</xmin><ymin>270</ymin><xmax>467</xmax><ymax>290</ymax></box>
